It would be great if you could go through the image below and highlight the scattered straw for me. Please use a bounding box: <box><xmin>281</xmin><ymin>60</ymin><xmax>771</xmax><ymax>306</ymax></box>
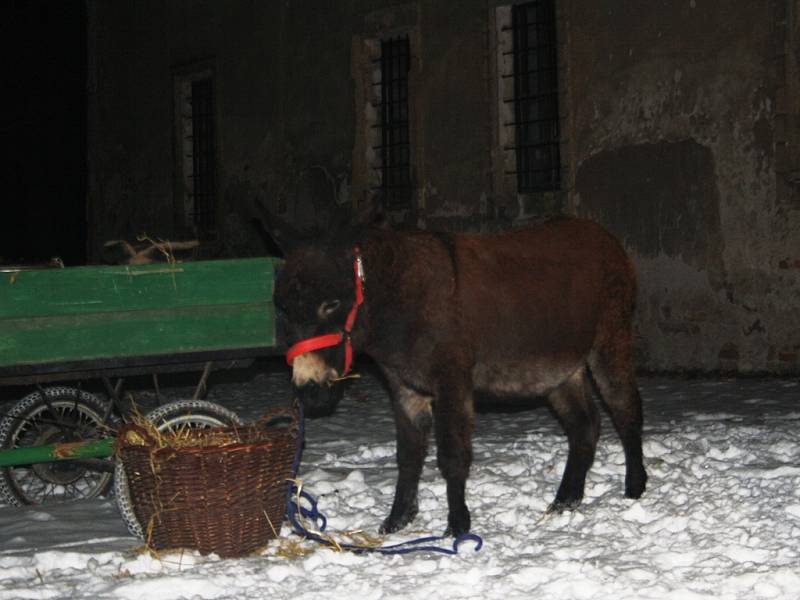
<box><xmin>330</xmin><ymin>373</ymin><xmax>362</xmax><ymax>384</ymax></box>
<box><xmin>279</xmin><ymin>478</ymin><xmax>387</xmax><ymax>555</ymax></box>
<box><xmin>274</xmin><ymin>536</ymin><xmax>318</xmax><ymax>560</ymax></box>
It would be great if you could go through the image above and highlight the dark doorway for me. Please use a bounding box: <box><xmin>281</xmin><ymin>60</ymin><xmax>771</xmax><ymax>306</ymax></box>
<box><xmin>1</xmin><ymin>0</ymin><xmax>87</xmax><ymax>265</ymax></box>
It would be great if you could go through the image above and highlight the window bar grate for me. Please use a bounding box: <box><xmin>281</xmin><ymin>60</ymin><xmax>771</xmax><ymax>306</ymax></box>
<box><xmin>377</xmin><ymin>36</ymin><xmax>411</xmax><ymax>209</ymax></box>
<box><xmin>511</xmin><ymin>0</ymin><xmax>561</xmax><ymax>192</ymax></box>
<box><xmin>190</xmin><ymin>78</ymin><xmax>216</xmax><ymax>231</ymax></box>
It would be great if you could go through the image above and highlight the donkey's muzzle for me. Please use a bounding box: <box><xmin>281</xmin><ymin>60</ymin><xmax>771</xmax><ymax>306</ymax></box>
<box><xmin>293</xmin><ymin>381</ymin><xmax>344</xmax><ymax>418</ymax></box>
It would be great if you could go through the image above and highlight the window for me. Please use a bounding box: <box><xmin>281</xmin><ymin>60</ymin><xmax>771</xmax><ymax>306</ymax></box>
<box><xmin>175</xmin><ymin>69</ymin><xmax>217</xmax><ymax>236</ymax></box>
<box><xmin>375</xmin><ymin>36</ymin><xmax>412</xmax><ymax>209</ymax></box>
<box><xmin>495</xmin><ymin>1</ymin><xmax>562</xmax><ymax>197</ymax></box>
<box><xmin>352</xmin><ymin>26</ymin><xmax>417</xmax><ymax>216</ymax></box>
<box><xmin>510</xmin><ymin>1</ymin><xmax>560</xmax><ymax>192</ymax></box>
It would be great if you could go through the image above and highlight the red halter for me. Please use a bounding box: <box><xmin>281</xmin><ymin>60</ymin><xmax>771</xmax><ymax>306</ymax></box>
<box><xmin>285</xmin><ymin>246</ymin><xmax>365</xmax><ymax>376</ymax></box>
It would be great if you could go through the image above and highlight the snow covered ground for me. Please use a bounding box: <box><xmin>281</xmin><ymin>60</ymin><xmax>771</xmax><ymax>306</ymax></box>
<box><xmin>1</xmin><ymin>364</ymin><xmax>799</xmax><ymax>599</ymax></box>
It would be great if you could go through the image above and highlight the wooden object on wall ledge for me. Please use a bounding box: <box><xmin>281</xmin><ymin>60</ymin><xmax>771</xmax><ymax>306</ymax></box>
<box><xmin>102</xmin><ymin>239</ymin><xmax>200</xmax><ymax>265</ymax></box>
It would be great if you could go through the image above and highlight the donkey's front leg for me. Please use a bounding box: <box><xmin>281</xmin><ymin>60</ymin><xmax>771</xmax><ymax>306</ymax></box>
<box><xmin>433</xmin><ymin>360</ymin><xmax>475</xmax><ymax>537</ymax></box>
<box><xmin>380</xmin><ymin>386</ymin><xmax>432</xmax><ymax>534</ymax></box>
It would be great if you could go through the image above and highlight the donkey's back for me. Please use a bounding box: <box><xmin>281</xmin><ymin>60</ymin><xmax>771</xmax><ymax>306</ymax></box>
<box><xmin>448</xmin><ymin>218</ymin><xmax>637</xmax><ymax>398</ymax></box>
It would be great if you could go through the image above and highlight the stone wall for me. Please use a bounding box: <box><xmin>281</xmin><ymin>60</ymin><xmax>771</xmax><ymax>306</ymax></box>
<box><xmin>87</xmin><ymin>0</ymin><xmax>800</xmax><ymax>373</ymax></box>
<box><xmin>564</xmin><ymin>0</ymin><xmax>800</xmax><ymax>372</ymax></box>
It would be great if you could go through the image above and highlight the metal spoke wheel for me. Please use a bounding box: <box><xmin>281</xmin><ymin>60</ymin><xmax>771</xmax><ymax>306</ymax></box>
<box><xmin>114</xmin><ymin>399</ymin><xmax>243</xmax><ymax>539</ymax></box>
<box><xmin>0</xmin><ymin>387</ymin><xmax>117</xmax><ymax>506</ymax></box>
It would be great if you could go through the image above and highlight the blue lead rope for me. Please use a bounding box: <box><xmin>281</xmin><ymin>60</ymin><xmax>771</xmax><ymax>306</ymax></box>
<box><xmin>284</xmin><ymin>403</ymin><xmax>483</xmax><ymax>556</ymax></box>
<box><xmin>286</xmin><ymin>485</ymin><xmax>483</xmax><ymax>556</ymax></box>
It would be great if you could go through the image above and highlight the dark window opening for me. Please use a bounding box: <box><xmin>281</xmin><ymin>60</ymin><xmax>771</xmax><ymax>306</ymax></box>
<box><xmin>510</xmin><ymin>0</ymin><xmax>560</xmax><ymax>192</ymax></box>
<box><xmin>375</xmin><ymin>36</ymin><xmax>411</xmax><ymax>209</ymax></box>
<box><xmin>190</xmin><ymin>78</ymin><xmax>216</xmax><ymax>232</ymax></box>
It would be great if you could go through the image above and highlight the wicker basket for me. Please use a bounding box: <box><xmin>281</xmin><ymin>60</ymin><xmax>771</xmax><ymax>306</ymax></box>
<box><xmin>116</xmin><ymin>406</ymin><xmax>299</xmax><ymax>558</ymax></box>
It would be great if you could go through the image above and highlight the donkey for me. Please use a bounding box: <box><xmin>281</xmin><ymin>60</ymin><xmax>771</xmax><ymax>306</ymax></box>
<box><xmin>273</xmin><ymin>217</ymin><xmax>647</xmax><ymax>537</ymax></box>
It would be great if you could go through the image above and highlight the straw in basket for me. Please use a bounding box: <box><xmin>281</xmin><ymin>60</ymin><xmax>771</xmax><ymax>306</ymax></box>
<box><xmin>116</xmin><ymin>406</ymin><xmax>299</xmax><ymax>558</ymax></box>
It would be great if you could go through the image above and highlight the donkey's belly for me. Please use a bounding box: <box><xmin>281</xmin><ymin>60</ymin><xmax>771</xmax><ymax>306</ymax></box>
<box><xmin>473</xmin><ymin>359</ymin><xmax>582</xmax><ymax>397</ymax></box>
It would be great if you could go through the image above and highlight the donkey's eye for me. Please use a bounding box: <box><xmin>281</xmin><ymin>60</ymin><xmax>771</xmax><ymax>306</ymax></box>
<box><xmin>318</xmin><ymin>299</ymin><xmax>341</xmax><ymax>319</ymax></box>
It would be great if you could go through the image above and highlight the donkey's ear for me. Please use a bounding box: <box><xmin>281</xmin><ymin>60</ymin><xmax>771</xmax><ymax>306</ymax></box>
<box><xmin>354</xmin><ymin>189</ymin><xmax>389</xmax><ymax>228</ymax></box>
<box><xmin>251</xmin><ymin>198</ymin><xmax>305</xmax><ymax>256</ymax></box>
<box><xmin>268</xmin><ymin>216</ymin><xmax>305</xmax><ymax>256</ymax></box>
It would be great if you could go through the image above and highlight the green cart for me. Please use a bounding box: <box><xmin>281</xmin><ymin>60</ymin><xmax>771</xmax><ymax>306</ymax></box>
<box><xmin>0</xmin><ymin>257</ymin><xmax>283</xmax><ymax>507</ymax></box>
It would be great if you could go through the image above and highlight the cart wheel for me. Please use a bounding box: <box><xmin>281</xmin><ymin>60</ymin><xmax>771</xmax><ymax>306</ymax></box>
<box><xmin>0</xmin><ymin>387</ymin><xmax>117</xmax><ymax>507</ymax></box>
<box><xmin>114</xmin><ymin>399</ymin><xmax>243</xmax><ymax>540</ymax></box>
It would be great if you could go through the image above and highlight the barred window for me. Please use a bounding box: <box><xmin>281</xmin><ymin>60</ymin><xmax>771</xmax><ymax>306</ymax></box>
<box><xmin>509</xmin><ymin>0</ymin><xmax>561</xmax><ymax>192</ymax></box>
<box><xmin>176</xmin><ymin>70</ymin><xmax>217</xmax><ymax>235</ymax></box>
<box><xmin>375</xmin><ymin>36</ymin><xmax>412</xmax><ymax>209</ymax></box>
<box><xmin>189</xmin><ymin>78</ymin><xmax>216</xmax><ymax>231</ymax></box>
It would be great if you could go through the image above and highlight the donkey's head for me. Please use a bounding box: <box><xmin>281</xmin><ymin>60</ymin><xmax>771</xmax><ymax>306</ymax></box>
<box><xmin>263</xmin><ymin>190</ymin><xmax>385</xmax><ymax>416</ymax></box>
<box><xmin>274</xmin><ymin>240</ymin><xmax>362</xmax><ymax>417</ymax></box>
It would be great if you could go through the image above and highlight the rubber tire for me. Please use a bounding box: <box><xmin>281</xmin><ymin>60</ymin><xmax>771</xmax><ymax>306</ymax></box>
<box><xmin>0</xmin><ymin>387</ymin><xmax>117</xmax><ymax>506</ymax></box>
<box><xmin>114</xmin><ymin>399</ymin><xmax>243</xmax><ymax>539</ymax></box>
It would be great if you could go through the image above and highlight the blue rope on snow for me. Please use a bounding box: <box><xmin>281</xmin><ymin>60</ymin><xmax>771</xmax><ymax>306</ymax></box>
<box><xmin>284</xmin><ymin>402</ymin><xmax>483</xmax><ymax>556</ymax></box>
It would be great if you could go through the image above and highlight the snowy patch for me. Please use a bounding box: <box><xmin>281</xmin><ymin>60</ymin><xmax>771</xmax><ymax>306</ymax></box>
<box><xmin>1</xmin><ymin>373</ymin><xmax>799</xmax><ymax>599</ymax></box>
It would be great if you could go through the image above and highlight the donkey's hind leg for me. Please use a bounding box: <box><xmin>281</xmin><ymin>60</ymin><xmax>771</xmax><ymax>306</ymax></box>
<box><xmin>588</xmin><ymin>342</ymin><xmax>647</xmax><ymax>500</ymax></box>
<box><xmin>589</xmin><ymin>258</ymin><xmax>647</xmax><ymax>500</ymax></box>
<box><xmin>546</xmin><ymin>367</ymin><xmax>600</xmax><ymax>512</ymax></box>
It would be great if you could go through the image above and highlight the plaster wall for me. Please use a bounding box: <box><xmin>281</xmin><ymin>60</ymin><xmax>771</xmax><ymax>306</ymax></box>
<box><xmin>87</xmin><ymin>0</ymin><xmax>800</xmax><ymax>373</ymax></box>
<box><xmin>564</xmin><ymin>0</ymin><xmax>800</xmax><ymax>372</ymax></box>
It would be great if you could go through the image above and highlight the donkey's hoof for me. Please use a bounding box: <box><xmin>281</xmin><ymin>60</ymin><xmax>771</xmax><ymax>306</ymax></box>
<box><xmin>379</xmin><ymin>519</ymin><xmax>401</xmax><ymax>535</ymax></box>
<box><xmin>546</xmin><ymin>497</ymin><xmax>582</xmax><ymax>514</ymax></box>
<box><xmin>379</xmin><ymin>511</ymin><xmax>416</xmax><ymax>535</ymax></box>
<box><xmin>444</xmin><ymin>509</ymin><xmax>471</xmax><ymax>538</ymax></box>
<box><xmin>625</xmin><ymin>469</ymin><xmax>648</xmax><ymax>499</ymax></box>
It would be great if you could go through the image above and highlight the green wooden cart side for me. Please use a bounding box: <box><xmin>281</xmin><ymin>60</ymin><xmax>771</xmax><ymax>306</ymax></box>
<box><xmin>0</xmin><ymin>257</ymin><xmax>282</xmax><ymax>376</ymax></box>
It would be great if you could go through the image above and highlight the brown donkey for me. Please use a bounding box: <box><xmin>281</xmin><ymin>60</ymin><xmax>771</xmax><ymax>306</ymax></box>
<box><xmin>274</xmin><ymin>217</ymin><xmax>647</xmax><ymax>537</ymax></box>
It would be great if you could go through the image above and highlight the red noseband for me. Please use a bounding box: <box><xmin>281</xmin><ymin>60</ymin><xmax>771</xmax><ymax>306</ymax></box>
<box><xmin>285</xmin><ymin>246</ymin><xmax>365</xmax><ymax>376</ymax></box>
